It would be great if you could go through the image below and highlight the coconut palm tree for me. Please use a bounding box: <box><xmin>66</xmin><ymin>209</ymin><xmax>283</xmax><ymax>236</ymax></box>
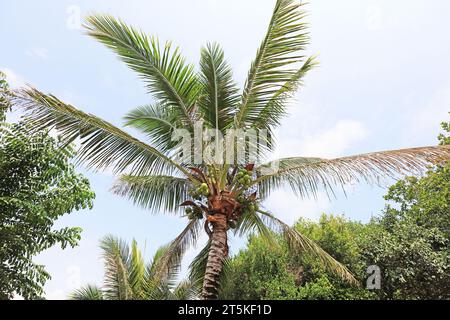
<box><xmin>14</xmin><ymin>0</ymin><xmax>449</xmax><ymax>300</ymax></box>
<box><xmin>70</xmin><ymin>235</ymin><xmax>197</xmax><ymax>300</ymax></box>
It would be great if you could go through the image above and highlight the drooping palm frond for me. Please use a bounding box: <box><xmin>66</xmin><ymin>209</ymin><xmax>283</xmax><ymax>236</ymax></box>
<box><xmin>146</xmin><ymin>245</ymin><xmax>180</xmax><ymax>287</ymax></box>
<box><xmin>111</xmin><ymin>175</ymin><xmax>192</xmax><ymax>214</ymax></box>
<box><xmin>84</xmin><ymin>15</ymin><xmax>200</xmax><ymax>128</ymax></box>
<box><xmin>13</xmin><ymin>88</ymin><xmax>193</xmax><ymax>178</ymax></box>
<box><xmin>141</xmin><ymin>245</ymin><xmax>180</xmax><ymax>299</ymax></box>
<box><xmin>188</xmin><ymin>240</ymin><xmax>232</xmax><ymax>293</ymax></box>
<box><xmin>234</xmin><ymin>0</ymin><xmax>310</xmax><ymax>130</ymax></box>
<box><xmin>69</xmin><ymin>285</ymin><xmax>104</xmax><ymax>300</ymax></box>
<box><xmin>124</xmin><ymin>103</ymin><xmax>182</xmax><ymax>154</ymax></box>
<box><xmin>255</xmin><ymin>146</ymin><xmax>450</xmax><ymax>199</ymax></box>
<box><xmin>258</xmin><ymin>210</ymin><xmax>359</xmax><ymax>286</ymax></box>
<box><xmin>235</xmin><ymin>210</ymin><xmax>277</xmax><ymax>246</ymax></box>
<box><xmin>70</xmin><ymin>236</ymin><xmax>194</xmax><ymax>300</ymax></box>
<box><xmin>199</xmin><ymin>43</ymin><xmax>240</xmax><ymax>131</ymax></box>
<box><xmin>153</xmin><ymin>219</ymin><xmax>202</xmax><ymax>281</ymax></box>
<box><xmin>100</xmin><ymin>235</ymin><xmax>134</xmax><ymax>300</ymax></box>
<box><xmin>188</xmin><ymin>240</ymin><xmax>211</xmax><ymax>290</ymax></box>
<box><xmin>172</xmin><ymin>280</ymin><xmax>199</xmax><ymax>300</ymax></box>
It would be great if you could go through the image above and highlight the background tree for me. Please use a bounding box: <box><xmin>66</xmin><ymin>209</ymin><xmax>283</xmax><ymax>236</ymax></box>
<box><xmin>0</xmin><ymin>110</ymin><xmax>95</xmax><ymax>299</ymax></box>
<box><xmin>362</xmin><ymin>121</ymin><xmax>450</xmax><ymax>299</ymax></box>
<box><xmin>0</xmin><ymin>71</ymin><xmax>12</xmax><ymax>121</ymax></box>
<box><xmin>220</xmin><ymin>214</ymin><xmax>375</xmax><ymax>300</ymax></box>
<box><xmin>12</xmin><ymin>0</ymin><xmax>450</xmax><ymax>299</ymax></box>
<box><xmin>70</xmin><ymin>235</ymin><xmax>197</xmax><ymax>300</ymax></box>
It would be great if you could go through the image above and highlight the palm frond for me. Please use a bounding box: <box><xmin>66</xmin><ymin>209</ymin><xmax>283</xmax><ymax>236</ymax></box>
<box><xmin>234</xmin><ymin>0</ymin><xmax>310</xmax><ymax>129</ymax></box>
<box><xmin>199</xmin><ymin>43</ymin><xmax>239</xmax><ymax>131</ymax></box>
<box><xmin>235</xmin><ymin>211</ymin><xmax>277</xmax><ymax>247</ymax></box>
<box><xmin>255</xmin><ymin>146</ymin><xmax>450</xmax><ymax>199</ymax></box>
<box><xmin>252</xmin><ymin>56</ymin><xmax>318</xmax><ymax>133</ymax></box>
<box><xmin>124</xmin><ymin>103</ymin><xmax>181</xmax><ymax>154</ymax></box>
<box><xmin>69</xmin><ymin>285</ymin><xmax>104</xmax><ymax>300</ymax></box>
<box><xmin>100</xmin><ymin>235</ymin><xmax>133</xmax><ymax>300</ymax></box>
<box><xmin>13</xmin><ymin>88</ymin><xmax>192</xmax><ymax>178</ymax></box>
<box><xmin>127</xmin><ymin>239</ymin><xmax>146</xmax><ymax>297</ymax></box>
<box><xmin>258</xmin><ymin>210</ymin><xmax>359</xmax><ymax>286</ymax></box>
<box><xmin>188</xmin><ymin>240</ymin><xmax>231</xmax><ymax>293</ymax></box>
<box><xmin>146</xmin><ymin>245</ymin><xmax>179</xmax><ymax>287</ymax></box>
<box><xmin>188</xmin><ymin>240</ymin><xmax>211</xmax><ymax>290</ymax></box>
<box><xmin>84</xmin><ymin>15</ymin><xmax>200</xmax><ymax>128</ymax></box>
<box><xmin>173</xmin><ymin>280</ymin><xmax>199</xmax><ymax>300</ymax></box>
<box><xmin>142</xmin><ymin>245</ymin><xmax>180</xmax><ymax>299</ymax></box>
<box><xmin>111</xmin><ymin>174</ymin><xmax>191</xmax><ymax>214</ymax></box>
<box><xmin>153</xmin><ymin>219</ymin><xmax>202</xmax><ymax>281</ymax></box>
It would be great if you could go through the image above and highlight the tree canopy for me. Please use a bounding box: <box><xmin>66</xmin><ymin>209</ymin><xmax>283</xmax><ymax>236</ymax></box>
<box><xmin>0</xmin><ymin>86</ymin><xmax>95</xmax><ymax>299</ymax></box>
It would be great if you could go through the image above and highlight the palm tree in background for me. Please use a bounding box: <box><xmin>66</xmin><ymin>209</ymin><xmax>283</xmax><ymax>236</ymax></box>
<box><xmin>70</xmin><ymin>236</ymin><xmax>197</xmax><ymax>300</ymax></box>
<box><xmin>13</xmin><ymin>0</ymin><xmax>449</xmax><ymax>299</ymax></box>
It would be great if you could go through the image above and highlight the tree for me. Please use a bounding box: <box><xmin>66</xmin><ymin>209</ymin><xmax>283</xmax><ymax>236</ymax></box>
<box><xmin>70</xmin><ymin>235</ymin><xmax>197</xmax><ymax>300</ymax></box>
<box><xmin>0</xmin><ymin>71</ymin><xmax>12</xmax><ymax>121</ymax></box>
<box><xmin>220</xmin><ymin>214</ymin><xmax>376</xmax><ymax>300</ymax></box>
<box><xmin>0</xmin><ymin>105</ymin><xmax>95</xmax><ymax>299</ymax></box>
<box><xmin>12</xmin><ymin>0</ymin><xmax>450</xmax><ymax>299</ymax></box>
<box><xmin>362</xmin><ymin>122</ymin><xmax>450</xmax><ymax>299</ymax></box>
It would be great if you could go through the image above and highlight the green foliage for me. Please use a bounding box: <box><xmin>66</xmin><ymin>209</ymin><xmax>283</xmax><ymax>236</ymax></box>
<box><xmin>0</xmin><ymin>71</ymin><xmax>12</xmax><ymax>121</ymax></box>
<box><xmin>360</xmin><ymin>124</ymin><xmax>450</xmax><ymax>299</ymax></box>
<box><xmin>438</xmin><ymin>120</ymin><xmax>450</xmax><ymax>146</ymax></box>
<box><xmin>220</xmin><ymin>215</ymin><xmax>374</xmax><ymax>300</ymax></box>
<box><xmin>10</xmin><ymin>1</ymin><xmax>450</xmax><ymax>299</ymax></box>
<box><xmin>0</xmin><ymin>122</ymin><xmax>95</xmax><ymax>299</ymax></box>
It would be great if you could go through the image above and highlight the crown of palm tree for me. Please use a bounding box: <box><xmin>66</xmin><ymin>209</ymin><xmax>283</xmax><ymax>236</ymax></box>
<box><xmin>13</xmin><ymin>0</ymin><xmax>449</xmax><ymax>299</ymax></box>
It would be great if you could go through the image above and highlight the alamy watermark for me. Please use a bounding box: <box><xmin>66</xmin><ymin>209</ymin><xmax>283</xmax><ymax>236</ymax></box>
<box><xmin>172</xmin><ymin>121</ymin><xmax>280</xmax><ymax>173</ymax></box>
<box><xmin>366</xmin><ymin>265</ymin><xmax>381</xmax><ymax>290</ymax></box>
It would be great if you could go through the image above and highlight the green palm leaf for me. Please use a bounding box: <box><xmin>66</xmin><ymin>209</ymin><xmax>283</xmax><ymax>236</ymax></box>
<box><xmin>128</xmin><ymin>239</ymin><xmax>146</xmax><ymax>296</ymax></box>
<box><xmin>188</xmin><ymin>240</ymin><xmax>211</xmax><ymax>290</ymax></box>
<box><xmin>14</xmin><ymin>88</ymin><xmax>192</xmax><ymax>178</ymax></box>
<box><xmin>69</xmin><ymin>285</ymin><xmax>104</xmax><ymax>300</ymax></box>
<box><xmin>199</xmin><ymin>43</ymin><xmax>239</xmax><ymax>131</ymax></box>
<box><xmin>111</xmin><ymin>175</ymin><xmax>191</xmax><ymax>214</ymax></box>
<box><xmin>172</xmin><ymin>280</ymin><xmax>199</xmax><ymax>300</ymax></box>
<box><xmin>252</xmin><ymin>56</ymin><xmax>318</xmax><ymax>132</ymax></box>
<box><xmin>258</xmin><ymin>210</ymin><xmax>359</xmax><ymax>285</ymax></box>
<box><xmin>124</xmin><ymin>103</ymin><xmax>181</xmax><ymax>154</ymax></box>
<box><xmin>84</xmin><ymin>15</ymin><xmax>200</xmax><ymax>128</ymax></box>
<box><xmin>234</xmin><ymin>0</ymin><xmax>310</xmax><ymax>130</ymax></box>
<box><xmin>235</xmin><ymin>210</ymin><xmax>277</xmax><ymax>246</ymax></box>
<box><xmin>100</xmin><ymin>235</ymin><xmax>134</xmax><ymax>300</ymax></box>
<box><xmin>188</xmin><ymin>240</ymin><xmax>231</xmax><ymax>293</ymax></box>
<box><xmin>153</xmin><ymin>219</ymin><xmax>202</xmax><ymax>281</ymax></box>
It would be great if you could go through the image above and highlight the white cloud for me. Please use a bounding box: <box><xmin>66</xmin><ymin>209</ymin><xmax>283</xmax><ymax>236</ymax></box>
<box><xmin>26</xmin><ymin>47</ymin><xmax>49</xmax><ymax>60</ymax></box>
<box><xmin>263</xmin><ymin>189</ymin><xmax>330</xmax><ymax>225</ymax></box>
<box><xmin>299</xmin><ymin>120</ymin><xmax>369</xmax><ymax>158</ymax></box>
<box><xmin>275</xmin><ymin>114</ymin><xmax>369</xmax><ymax>159</ymax></box>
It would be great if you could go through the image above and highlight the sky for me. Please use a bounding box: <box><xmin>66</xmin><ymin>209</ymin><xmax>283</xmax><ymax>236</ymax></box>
<box><xmin>1</xmin><ymin>0</ymin><xmax>449</xmax><ymax>299</ymax></box>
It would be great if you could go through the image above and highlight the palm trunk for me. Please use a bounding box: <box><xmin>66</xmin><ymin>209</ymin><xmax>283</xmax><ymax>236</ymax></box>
<box><xmin>202</xmin><ymin>214</ymin><xmax>228</xmax><ymax>300</ymax></box>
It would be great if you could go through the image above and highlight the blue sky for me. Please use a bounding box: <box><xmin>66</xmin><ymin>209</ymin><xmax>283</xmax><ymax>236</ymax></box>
<box><xmin>1</xmin><ymin>0</ymin><xmax>449</xmax><ymax>299</ymax></box>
